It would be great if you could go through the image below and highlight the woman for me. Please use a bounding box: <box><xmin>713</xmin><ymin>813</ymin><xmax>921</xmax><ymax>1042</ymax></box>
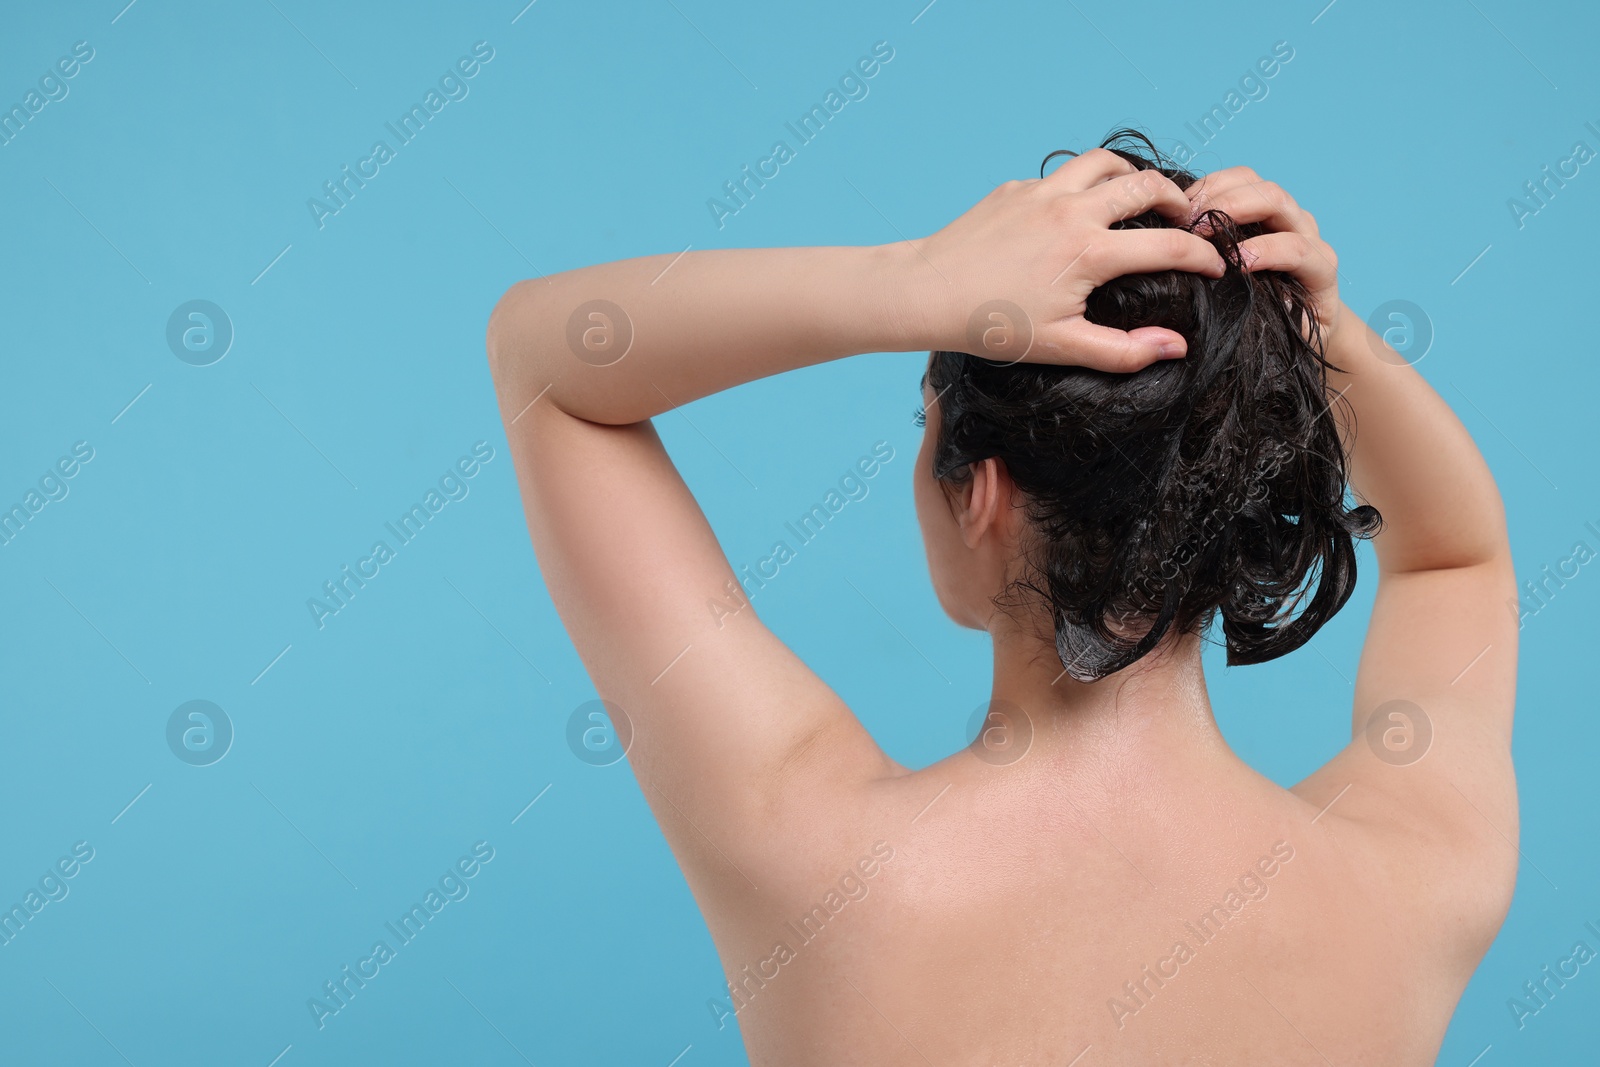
<box><xmin>486</xmin><ymin>131</ymin><xmax>1518</xmax><ymax>1065</ymax></box>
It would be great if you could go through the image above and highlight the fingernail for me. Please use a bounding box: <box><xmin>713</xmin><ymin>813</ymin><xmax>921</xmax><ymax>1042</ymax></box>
<box><xmin>1159</xmin><ymin>342</ymin><xmax>1185</xmax><ymax>359</ymax></box>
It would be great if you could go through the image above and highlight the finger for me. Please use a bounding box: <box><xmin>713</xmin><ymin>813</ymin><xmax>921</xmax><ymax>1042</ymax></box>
<box><xmin>1237</xmin><ymin>232</ymin><xmax>1337</xmax><ymax>286</ymax></box>
<box><xmin>1184</xmin><ymin>167</ymin><xmax>1292</xmax><ymax>230</ymax></box>
<box><xmin>1193</xmin><ymin>181</ymin><xmax>1320</xmax><ymax>244</ymax></box>
<box><xmin>1184</xmin><ymin>165</ymin><xmax>1259</xmax><ymax>194</ymax></box>
<box><xmin>1089</xmin><ymin>169</ymin><xmax>1195</xmax><ymax>225</ymax></box>
<box><xmin>1046</xmin><ymin>321</ymin><xmax>1188</xmax><ymax>373</ymax></box>
<box><xmin>1085</xmin><ymin>227</ymin><xmax>1227</xmax><ymax>280</ymax></box>
<box><xmin>1181</xmin><ymin>166</ymin><xmax>1263</xmax><ymax>208</ymax></box>
<box><xmin>1200</xmin><ymin>182</ymin><xmax>1307</xmax><ymax>233</ymax></box>
<box><xmin>1041</xmin><ymin>147</ymin><xmax>1137</xmax><ymax>192</ymax></box>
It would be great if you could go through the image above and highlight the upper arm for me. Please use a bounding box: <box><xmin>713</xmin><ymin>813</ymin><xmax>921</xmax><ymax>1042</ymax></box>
<box><xmin>1346</xmin><ymin>559</ymin><xmax>1519</xmax><ymax>755</ymax></box>
<box><xmin>495</xmin><ymin>381</ymin><xmax>894</xmax><ymax>879</ymax></box>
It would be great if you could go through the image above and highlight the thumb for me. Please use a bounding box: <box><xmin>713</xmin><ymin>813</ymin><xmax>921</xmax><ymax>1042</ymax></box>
<box><xmin>1047</xmin><ymin>322</ymin><xmax>1188</xmax><ymax>372</ymax></box>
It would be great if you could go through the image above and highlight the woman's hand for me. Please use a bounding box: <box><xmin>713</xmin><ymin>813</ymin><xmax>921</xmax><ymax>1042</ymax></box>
<box><xmin>1183</xmin><ymin>166</ymin><xmax>1344</xmax><ymax>345</ymax></box>
<box><xmin>902</xmin><ymin>148</ymin><xmax>1227</xmax><ymax>372</ymax></box>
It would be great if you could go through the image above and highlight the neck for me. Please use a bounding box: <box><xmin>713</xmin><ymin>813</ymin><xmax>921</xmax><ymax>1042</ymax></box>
<box><xmin>985</xmin><ymin>622</ymin><xmax>1228</xmax><ymax>766</ymax></box>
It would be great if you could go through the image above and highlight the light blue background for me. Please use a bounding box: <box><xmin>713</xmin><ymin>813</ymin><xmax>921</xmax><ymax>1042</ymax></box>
<box><xmin>1</xmin><ymin>0</ymin><xmax>1595</xmax><ymax>1063</ymax></box>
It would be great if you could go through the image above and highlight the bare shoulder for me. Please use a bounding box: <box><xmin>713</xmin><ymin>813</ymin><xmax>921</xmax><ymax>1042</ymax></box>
<box><xmin>1291</xmin><ymin>708</ymin><xmax>1519</xmax><ymax>961</ymax></box>
<box><xmin>1284</xmin><ymin>556</ymin><xmax>1522</xmax><ymax>955</ymax></box>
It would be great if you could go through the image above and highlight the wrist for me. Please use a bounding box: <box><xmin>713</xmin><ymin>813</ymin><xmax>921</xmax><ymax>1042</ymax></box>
<box><xmin>1323</xmin><ymin>300</ymin><xmax>1365</xmax><ymax>365</ymax></box>
<box><xmin>867</xmin><ymin>239</ymin><xmax>949</xmax><ymax>353</ymax></box>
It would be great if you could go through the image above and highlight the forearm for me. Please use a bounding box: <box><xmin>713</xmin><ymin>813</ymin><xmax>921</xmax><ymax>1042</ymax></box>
<box><xmin>486</xmin><ymin>243</ymin><xmax>925</xmax><ymax>425</ymax></box>
<box><xmin>1324</xmin><ymin>302</ymin><xmax>1509</xmax><ymax>573</ymax></box>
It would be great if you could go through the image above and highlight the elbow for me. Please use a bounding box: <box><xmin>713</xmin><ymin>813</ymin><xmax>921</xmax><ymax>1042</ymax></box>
<box><xmin>1476</xmin><ymin>469</ymin><xmax>1514</xmax><ymax>568</ymax></box>
<box><xmin>486</xmin><ymin>278</ymin><xmax>571</xmax><ymax>428</ymax></box>
<box><xmin>485</xmin><ymin>280</ymin><xmax>535</xmax><ymax>392</ymax></box>
<box><xmin>486</xmin><ymin>278</ymin><xmax>638</xmax><ymax>428</ymax></box>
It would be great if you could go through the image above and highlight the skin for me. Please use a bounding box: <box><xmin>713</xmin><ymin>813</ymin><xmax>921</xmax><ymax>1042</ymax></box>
<box><xmin>486</xmin><ymin>150</ymin><xmax>1519</xmax><ymax>1065</ymax></box>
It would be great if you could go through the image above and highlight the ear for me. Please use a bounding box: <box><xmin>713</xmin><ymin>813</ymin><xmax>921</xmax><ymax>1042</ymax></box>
<box><xmin>955</xmin><ymin>456</ymin><xmax>1010</xmax><ymax>549</ymax></box>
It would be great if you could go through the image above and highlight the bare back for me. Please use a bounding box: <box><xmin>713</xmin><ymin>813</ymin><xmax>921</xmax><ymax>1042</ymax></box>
<box><xmin>689</xmin><ymin>735</ymin><xmax>1510</xmax><ymax>1067</ymax></box>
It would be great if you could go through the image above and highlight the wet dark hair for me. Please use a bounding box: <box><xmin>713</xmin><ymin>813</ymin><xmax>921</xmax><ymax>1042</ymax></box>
<box><xmin>925</xmin><ymin>128</ymin><xmax>1380</xmax><ymax>681</ymax></box>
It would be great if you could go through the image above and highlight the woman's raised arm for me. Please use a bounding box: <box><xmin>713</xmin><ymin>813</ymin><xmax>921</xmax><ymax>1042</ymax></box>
<box><xmin>1190</xmin><ymin>168</ymin><xmax>1520</xmax><ymax>920</ymax></box>
<box><xmin>485</xmin><ymin>148</ymin><xmax>1228</xmax><ymax>426</ymax></box>
<box><xmin>479</xmin><ymin>150</ymin><xmax>1228</xmax><ymax>894</ymax></box>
